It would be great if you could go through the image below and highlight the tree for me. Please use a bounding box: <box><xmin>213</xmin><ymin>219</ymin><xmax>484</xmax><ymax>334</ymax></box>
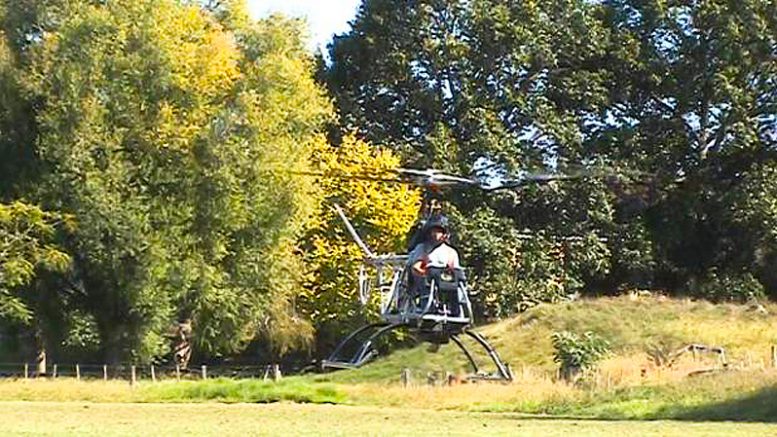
<box><xmin>299</xmin><ymin>134</ymin><xmax>421</xmax><ymax>353</ymax></box>
<box><xmin>1</xmin><ymin>0</ymin><xmax>332</xmax><ymax>362</ymax></box>
<box><xmin>324</xmin><ymin>0</ymin><xmax>777</xmax><ymax>307</ymax></box>
<box><xmin>0</xmin><ymin>201</ymin><xmax>71</xmax><ymax>372</ymax></box>
<box><xmin>594</xmin><ymin>0</ymin><xmax>776</xmax><ymax>295</ymax></box>
<box><xmin>324</xmin><ymin>0</ymin><xmax>618</xmax><ymax>316</ymax></box>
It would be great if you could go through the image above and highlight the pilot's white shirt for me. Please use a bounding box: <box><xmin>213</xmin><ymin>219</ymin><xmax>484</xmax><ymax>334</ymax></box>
<box><xmin>409</xmin><ymin>241</ymin><xmax>460</xmax><ymax>269</ymax></box>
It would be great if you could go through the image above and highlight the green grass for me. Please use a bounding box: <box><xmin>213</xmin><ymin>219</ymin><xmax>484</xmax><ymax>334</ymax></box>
<box><xmin>2</xmin><ymin>296</ymin><xmax>777</xmax><ymax>425</ymax></box>
<box><xmin>140</xmin><ymin>377</ymin><xmax>346</xmax><ymax>404</ymax></box>
<box><xmin>531</xmin><ymin>369</ymin><xmax>777</xmax><ymax>421</ymax></box>
<box><xmin>321</xmin><ymin>296</ymin><xmax>777</xmax><ymax>383</ymax></box>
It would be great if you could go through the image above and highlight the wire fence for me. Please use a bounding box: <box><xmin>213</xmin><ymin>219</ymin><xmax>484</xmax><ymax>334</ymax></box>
<box><xmin>0</xmin><ymin>362</ymin><xmax>285</xmax><ymax>382</ymax></box>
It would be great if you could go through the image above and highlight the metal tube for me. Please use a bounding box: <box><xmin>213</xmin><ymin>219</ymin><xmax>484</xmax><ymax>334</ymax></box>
<box><xmin>333</xmin><ymin>203</ymin><xmax>375</xmax><ymax>258</ymax></box>
<box><xmin>465</xmin><ymin>330</ymin><xmax>513</xmax><ymax>381</ymax></box>
<box><xmin>450</xmin><ymin>334</ymin><xmax>479</xmax><ymax>374</ymax></box>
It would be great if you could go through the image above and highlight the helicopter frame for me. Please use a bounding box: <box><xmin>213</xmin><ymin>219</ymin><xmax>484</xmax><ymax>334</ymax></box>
<box><xmin>320</xmin><ymin>205</ymin><xmax>513</xmax><ymax>382</ymax></box>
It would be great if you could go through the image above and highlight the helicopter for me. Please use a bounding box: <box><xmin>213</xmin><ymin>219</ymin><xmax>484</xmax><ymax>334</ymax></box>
<box><xmin>303</xmin><ymin>166</ymin><xmax>631</xmax><ymax>382</ymax></box>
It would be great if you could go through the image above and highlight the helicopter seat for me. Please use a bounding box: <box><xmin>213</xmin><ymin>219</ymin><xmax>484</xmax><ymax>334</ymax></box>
<box><xmin>418</xmin><ymin>266</ymin><xmax>470</xmax><ymax>324</ymax></box>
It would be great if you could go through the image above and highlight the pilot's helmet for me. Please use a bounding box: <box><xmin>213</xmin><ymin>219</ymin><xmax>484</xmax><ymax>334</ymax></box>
<box><xmin>424</xmin><ymin>215</ymin><xmax>450</xmax><ymax>239</ymax></box>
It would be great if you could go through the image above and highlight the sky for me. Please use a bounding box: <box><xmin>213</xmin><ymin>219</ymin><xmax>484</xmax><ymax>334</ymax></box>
<box><xmin>246</xmin><ymin>0</ymin><xmax>362</xmax><ymax>51</ymax></box>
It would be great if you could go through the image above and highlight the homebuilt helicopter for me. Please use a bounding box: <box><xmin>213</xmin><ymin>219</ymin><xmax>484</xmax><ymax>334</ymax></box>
<box><xmin>303</xmin><ymin>166</ymin><xmax>621</xmax><ymax>382</ymax></box>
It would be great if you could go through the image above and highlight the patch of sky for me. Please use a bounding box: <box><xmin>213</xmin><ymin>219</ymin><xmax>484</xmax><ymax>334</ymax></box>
<box><xmin>668</xmin><ymin>5</ymin><xmax>697</xmax><ymax>39</ymax></box>
<box><xmin>651</xmin><ymin>26</ymin><xmax>682</xmax><ymax>63</ymax></box>
<box><xmin>620</xmin><ymin>4</ymin><xmax>643</xmax><ymax>27</ymax></box>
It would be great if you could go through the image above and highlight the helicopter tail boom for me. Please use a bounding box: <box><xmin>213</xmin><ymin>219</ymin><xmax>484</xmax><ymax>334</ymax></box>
<box><xmin>334</xmin><ymin>203</ymin><xmax>375</xmax><ymax>258</ymax></box>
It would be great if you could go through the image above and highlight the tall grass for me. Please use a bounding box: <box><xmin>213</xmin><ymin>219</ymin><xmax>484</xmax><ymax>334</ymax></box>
<box><xmin>1</xmin><ymin>296</ymin><xmax>776</xmax><ymax>422</ymax></box>
<box><xmin>141</xmin><ymin>377</ymin><xmax>346</xmax><ymax>404</ymax></box>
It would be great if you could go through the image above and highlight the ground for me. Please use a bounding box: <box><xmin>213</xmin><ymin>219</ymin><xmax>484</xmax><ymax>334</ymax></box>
<box><xmin>4</xmin><ymin>297</ymin><xmax>777</xmax><ymax>435</ymax></box>
<box><xmin>2</xmin><ymin>401</ymin><xmax>776</xmax><ymax>436</ymax></box>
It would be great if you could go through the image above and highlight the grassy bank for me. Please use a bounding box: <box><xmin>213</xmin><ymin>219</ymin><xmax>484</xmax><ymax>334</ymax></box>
<box><xmin>1</xmin><ymin>296</ymin><xmax>776</xmax><ymax>423</ymax></box>
<box><xmin>2</xmin><ymin>368</ymin><xmax>776</xmax><ymax>422</ymax></box>
<box><xmin>319</xmin><ymin>296</ymin><xmax>777</xmax><ymax>384</ymax></box>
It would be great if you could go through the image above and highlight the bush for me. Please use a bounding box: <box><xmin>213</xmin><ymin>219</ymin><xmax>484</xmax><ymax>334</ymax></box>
<box><xmin>686</xmin><ymin>271</ymin><xmax>766</xmax><ymax>303</ymax></box>
<box><xmin>551</xmin><ymin>331</ymin><xmax>610</xmax><ymax>382</ymax></box>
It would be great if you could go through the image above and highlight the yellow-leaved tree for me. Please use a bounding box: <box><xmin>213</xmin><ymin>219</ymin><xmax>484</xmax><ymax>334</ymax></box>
<box><xmin>300</xmin><ymin>134</ymin><xmax>421</xmax><ymax>353</ymax></box>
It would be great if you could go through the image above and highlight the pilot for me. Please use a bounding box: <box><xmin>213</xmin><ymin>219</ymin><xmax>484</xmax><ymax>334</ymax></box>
<box><xmin>407</xmin><ymin>216</ymin><xmax>461</xmax><ymax>313</ymax></box>
<box><xmin>408</xmin><ymin>215</ymin><xmax>460</xmax><ymax>276</ymax></box>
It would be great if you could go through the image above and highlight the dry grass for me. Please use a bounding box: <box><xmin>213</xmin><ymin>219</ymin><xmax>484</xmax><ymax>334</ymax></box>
<box><xmin>343</xmin><ymin>377</ymin><xmax>575</xmax><ymax>411</ymax></box>
<box><xmin>0</xmin><ymin>379</ymin><xmax>138</xmax><ymax>402</ymax></box>
<box><xmin>2</xmin><ymin>401</ymin><xmax>776</xmax><ymax>436</ymax></box>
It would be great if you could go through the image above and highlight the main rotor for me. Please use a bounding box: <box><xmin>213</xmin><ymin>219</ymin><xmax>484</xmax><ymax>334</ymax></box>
<box><xmin>293</xmin><ymin>165</ymin><xmax>634</xmax><ymax>192</ymax></box>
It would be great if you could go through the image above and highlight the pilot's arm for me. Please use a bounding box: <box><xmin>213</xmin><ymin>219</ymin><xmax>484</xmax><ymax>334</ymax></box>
<box><xmin>409</xmin><ymin>244</ymin><xmax>428</xmax><ymax>276</ymax></box>
<box><xmin>412</xmin><ymin>259</ymin><xmax>427</xmax><ymax>276</ymax></box>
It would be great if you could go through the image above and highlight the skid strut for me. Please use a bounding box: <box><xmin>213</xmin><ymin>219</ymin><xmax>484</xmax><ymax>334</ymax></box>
<box><xmin>323</xmin><ymin>323</ymin><xmax>512</xmax><ymax>381</ymax></box>
<box><xmin>322</xmin><ymin>322</ymin><xmax>407</xmax><ymax>369</ymax></box>
<box><xmin>463</xmin><ymin>330</ymin><xmax>513</xmax><ymax>381</ymax></box>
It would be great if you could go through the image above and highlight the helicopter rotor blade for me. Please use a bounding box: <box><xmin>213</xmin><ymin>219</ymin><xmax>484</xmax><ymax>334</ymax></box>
<box><xmin>287</xmin><ymin>170</ymin><xmax>407</xmax><ymax>184</ymax></box>
<box><xmin>289</xmin><ymin>168</ymin><xmax>482</xmax><ymax>189</ymax></box>
<box><xmin>484</xmin><ymin>173</ymin><xmax>581</xmax><ymax>191</ymax></box>
<box><xmin>286</xmin><ymin>165</ymin><xmax>651</xmax><ymax>192</ymax></box>
<box><xmin>395</xmin><ymin>168</ymin><xmax>480</xmax><ymax>187</ymax></box>
<box><xmin>484</xmin><ymin>166</ymin><xmax>651</xmax><ymax>192</ymax></box>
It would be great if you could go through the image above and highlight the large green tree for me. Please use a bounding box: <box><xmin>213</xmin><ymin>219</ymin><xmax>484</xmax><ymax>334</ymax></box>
<box><xmin>324</xmin><ymin>0</ymin><xmax>776</xmax><ymax>310</ymax></box>
<box><xmin>324</xmin><ymin>0</ymin><xmax>617</xmax><ymax>315</ymax></box>
<box><xmin>593</xmin><ymin>0</ymin><xmax>776</xmax><ymax>294</ymax></box>
<box><xmin>0</xmin><ymin>0</ymin><xmax>331</xmax><ymax>362</ymax></box>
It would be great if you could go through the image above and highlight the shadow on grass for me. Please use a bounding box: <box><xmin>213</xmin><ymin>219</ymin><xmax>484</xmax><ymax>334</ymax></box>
<box><xmin>666</xmin><ymin>385</ymin><xmax>777</xmax><ymax>423</ymax></box>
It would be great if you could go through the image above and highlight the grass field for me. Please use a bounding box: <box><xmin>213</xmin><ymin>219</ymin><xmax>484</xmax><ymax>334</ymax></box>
<box><xmin>3</xmin><ymin>401</ymin><xmax>777</xmax><ymax>436</ymax></box>
<box><xmin>2</xmin><ymin>296</ymin><xmax>777</xmax><ymax>435</ymax></box>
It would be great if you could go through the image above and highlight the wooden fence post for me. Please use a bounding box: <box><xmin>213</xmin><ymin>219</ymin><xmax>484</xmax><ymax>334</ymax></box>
<box><xmin>400</xmin><ymin>368</ymin><xmax>411</xmax><ymax>387</ymax></box>
<box><xmin>52</xmin><ymin>364</ymin><xmax>58</xmax><ymax>378</ymax></box>
<box><xmin>75</xmin><ymin>364</ymin><xmax>81</xmax><ymax>381</ymax></box>
<box><xmin>130</xmin><ymin>365</ymin><xmax>137</xmax><ymax>386</ymax></box>
<box><xmin>150</xmin><ymin>365</ymin><xmax>156</xmax><ymax>382</ymax></box>
<box><xmin>103</xmin><ymin>364</ymin><xmax>108</xmax><ymax>381</ymax></box>
<box><xmin>201</xmin><ymin>365</ymin><xmax>207</xmax><ymax>380</ymax></box>
<box><xmin>175</xmin><ymin>364</ymin><xmax>181</xmax><ymax>381</ymax></box>
<box><xmin>772</xmin><ymin>345</ymin><xmax>777</xmax><ymax>368</ymax></box>
<box><xmin>24</xmin><ymin>363</ymin><xmax>28</xmax><ymax>379</ymax></box>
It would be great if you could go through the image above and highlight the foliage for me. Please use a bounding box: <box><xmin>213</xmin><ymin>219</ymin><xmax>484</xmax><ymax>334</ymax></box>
<box><xmin>686</xmin><ymin>270</ymin><xmax>766</xmax><ymax>303</ymax></box>
<box><xmin>323</xmin><ymin>0</ymin><xmax>777</xmax><ymax>313</ymax></box>
<box><xmin>452</xmin><ymin>206</ymin><xmax>610</xmax><ymax>317</ymax></box>
<box><xmin>0</xmin><ymin>0</ymin><xmax>331</xmax><ymax>362</ymax></box>
<box><xmin>299</xmin><ymin>134</ymin><xmax>420</xmax><ymax>352</ymax></box>
<box><xmin>0</xmin><ymin>201</ymin><xmax>71</xmax><ymax>324</ymax></box>
<box><xmin>551</xmin><ymin>330</ymin><xmax>610</xmax><ymax>381</ymax></box>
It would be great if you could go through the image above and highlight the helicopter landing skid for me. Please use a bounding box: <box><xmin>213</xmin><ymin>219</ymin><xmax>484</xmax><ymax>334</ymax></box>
<box><xmin>321</xmin><ymin>323</ymin><xmax>513</xmax><ymax>382</ymax></box>
<box><xmin>321</xmin><ymin>322</ymin><xmax>406</xmax><ymax>369</ymax></box>
<box><xmin>450</xmin><ymin>330</ymin><xmax>513</xmax><ymax>381</ymax></box>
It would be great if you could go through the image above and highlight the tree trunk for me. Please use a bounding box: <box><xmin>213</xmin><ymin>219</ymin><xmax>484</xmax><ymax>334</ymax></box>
<box><xmin>34</xmin><ymin>324</ymin><xmax>46</xmax><ymax>376</ymax></box>
<box><xmin>103</xmin><ymin>327</ymin><xmax>125</xmax><ymax>365</ymax></box>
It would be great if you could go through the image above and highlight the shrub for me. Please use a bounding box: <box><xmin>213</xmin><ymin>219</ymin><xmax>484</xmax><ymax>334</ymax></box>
<box><xmin>686</xmin><ymin>270</ymin><xmax>766</xmax><ymax>303</ymax></box>
<box><xmin>551</xmin><ymin>331</ymin><xmax>610</xmax><ymax>382</ymax></box>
